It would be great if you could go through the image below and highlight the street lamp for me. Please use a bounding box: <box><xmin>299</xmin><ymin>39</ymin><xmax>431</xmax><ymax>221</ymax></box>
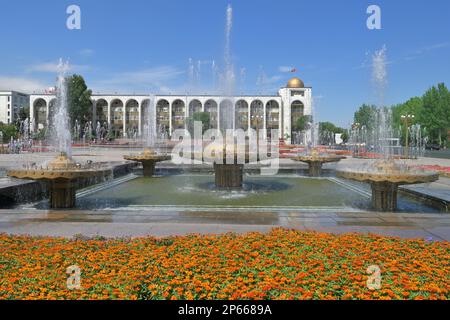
<box><xmin>352</xmin><ymin>122</ymin><xmax>360</xmax><ymax>130</ymax></box>
<box><xmin>401</xmin><ymin>114</ymin><xmax>415</xmax><ymax>159</ymax></box>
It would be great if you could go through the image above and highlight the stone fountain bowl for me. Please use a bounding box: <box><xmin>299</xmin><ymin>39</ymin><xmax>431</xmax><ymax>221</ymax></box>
<box><xmin>336</xmin><ymin>160</ymin><xmax>439</xmax><ymax>185</ymax></box>
<box><xmin>123</xmin><ymin>148</ymin><xmax>171</xmax><ymax>162</ymax></box>
<box><xmin>291</xmin><ymin>154</ymin><xmax>346</xmax><ymax>164</ymax></box>
<box><xmin>7</xmin><ymin>153</ymin><xmax>112</xmax><ymax>181</ymax></box>
<box><xmin>290</xmin><ymin>149</ymin><xmax>346</xmax><ymax>164</ymax></box>
<box><xmin>181</xmin><ymin>144</ymin><xmax>263</xmax><ymax>164</ymax></box>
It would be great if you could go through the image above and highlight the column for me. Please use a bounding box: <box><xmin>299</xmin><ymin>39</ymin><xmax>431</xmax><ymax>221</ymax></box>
<box><xmin>217</xmin><ymin>101</ymin><xmax>220</xmax><ymax>132</ymax></box>
<box><xmin>107</xmin><ymin>103</ymin><xmax>111</xmax><ymax>131</ymax></box>
<box><xmin>285</xmin><ymin>98</ymin><xmax>291</xmax><ymax>145</ymax></box>
<box><xmin>169</xmin><ymin>101</ymin><xmax>173</xmax><ymax>135</ymax></box>
<box><xmin>185</xmin><ymin>97</ymin><xmax>188</xmax><ymax>130</ymax></box>
<box><xmin>232</xmin><ymin>98</ymin><xmax>236</xmax><ymax>131</ymax></box>
<box><xmin>92</xmin><ymin>100</ymin><xmax>97</xmax><ymax>124</ymax></box>
<box><xmin>186</xmin><ymin>98</ymin><xmax>190</xmax><ymax>119</ymax></box>
<box><xmin>247</xmin><ymin>101</ymin><xmax>251</xmax><ymax>132</ymax></box>
<box><xmin>123</xmin><ymin>102</ymin><xmax>127</xmax><ymax>138</ymax></box>
<box><xmin>263</xmin><ymin>101</ymin><xmax>267</xmax><ymax>141</ymax></box>
<box><xmin>279</xmin><ymin>101</ymin><xmax>283</xmax><ymax>139</ymax></box>
<box><xmin>138</xmin><ymin>101</ymin><xmax>142</xmax><ymax>136</ymax></box>
<box><xmin>30</xmin><ymin>99</ymin><xmax>35</xmax><ymax>132</ymax></box>
<box><xmin>46</xmin><ymin>99</ymin><xmax>50</xmax><ymax>128</ymax></box>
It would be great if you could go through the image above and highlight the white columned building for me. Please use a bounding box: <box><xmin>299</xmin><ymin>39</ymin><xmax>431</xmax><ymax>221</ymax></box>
<box><xmin>0</xmin><ymin>91</ymin><xmax>30</xmax><ymax>125</ymax></box>
<box><xmin>28</xmin><ymin>77</ymin><xmax>311</xmax><ymax>144</ymax></box>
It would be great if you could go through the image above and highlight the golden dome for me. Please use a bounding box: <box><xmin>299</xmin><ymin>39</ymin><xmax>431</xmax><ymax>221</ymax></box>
<box><xmin>287</xmin><ymin>77</ymin><xmax>304</xmax><ymax>88</ymax></box>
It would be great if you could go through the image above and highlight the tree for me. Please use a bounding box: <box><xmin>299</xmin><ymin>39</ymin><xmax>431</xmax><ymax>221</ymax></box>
<box><xmin>353</xmin><ymin>104</ymin><xmax>377</xmax><ymax>130</ymax></box>
<box><xmin>66</xmin><ymin>75</ymin><xmax>92</xmax><ymax>129</ymax></box>
<box><xmin>341</xmin><ymin>131</ymin><xmax>349</xmax><ymax>143</ymax></box>
<box><xmin>295</xmin><ymin>115</ymin><xmax>312</xmax><ymax>132</ymax></box>
<box><xmin>391</xmin><ymin>97</ymin><xmax>423</xmax><ymax>145</ymax></box>
<box><xmin>420</xmin><ymin>83</ymin><xmax>450</xmax><ymax>146</ymax></box>
<box><xmin>0</xmin><ymin>123</ymin><xmax>18</xmax><ymax>142</ymax></box>
<box><xmin>18</xmin><ymin>106</ymin><xmax>30</xmax><ymax>121</ymax></box>
<box><xmin>318</xmin><ymin>122</ymin><xmax>347</xmax><ymax>145</ymax></box>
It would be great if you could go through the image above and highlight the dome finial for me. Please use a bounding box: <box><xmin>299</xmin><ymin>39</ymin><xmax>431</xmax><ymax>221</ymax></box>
<box><xmin>287</xmin><ymin>77</ymin><xmax>304</xmax><ymax>88</ymax></box>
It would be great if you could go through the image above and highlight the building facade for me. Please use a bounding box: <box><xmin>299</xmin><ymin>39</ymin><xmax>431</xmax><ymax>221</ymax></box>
<box><xmin>29</xmin><ymin>77</ymin><xmax>311</xmax><ymax>143</ymax></box>
<box><xmin>0</xmin><ymin>91</ymin><xmax>29</xmax><ymax>125</ymax></box>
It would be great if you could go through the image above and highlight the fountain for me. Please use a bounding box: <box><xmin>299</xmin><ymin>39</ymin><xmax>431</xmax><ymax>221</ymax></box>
<box><xmin>124</xmin><ymin>148</ymin><xmax>171</xmax><ymax>177</ymax></box>
<box><xmin>124</xmin><ymin>96</ymin><xmax>171</xmax><ymax>177</ymax></box>
<box><xmin>291</xmin><ymin>149</ymin><xmax>345</xmax><ymax>177</ymax></box>
<box><xmin>290</xmin><ymin>98</ymin><xmax>344</xmax><ymax>176</ymax></box>
<box><xmin>336</xmin><ymin>46</ymin><xmax>439</xmax><ymax>211</ymax></box>
<box><xmin>210</xmin><ymin>4</ymin><xmax>249</xmax><ymax>189</ymax></box>
<box><xmin>337</xmin><ymin>160</ymin><xmax>438</xmax><ymax>211</ymax></box>
<box><xmin>7</xmin><ymin>59</ymin><xmax>111</xmax><ymax>208</ymax></box>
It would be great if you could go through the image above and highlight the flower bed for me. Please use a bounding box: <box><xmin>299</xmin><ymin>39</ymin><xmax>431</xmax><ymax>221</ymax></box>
<box><xmin>0</xmin><ymin>229</ymin><xmax>448</xmax><ymax>300</ymax></box>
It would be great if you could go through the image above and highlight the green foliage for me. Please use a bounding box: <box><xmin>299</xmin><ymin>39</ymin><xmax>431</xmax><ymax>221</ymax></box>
<box><xmin>18</xmin><ymin>106</ymin><xmax>30</xmax><ymax>122</ymax></box>
<box><xmin>66</xmin><ymin>75</ymin><xmax>93</xmax><ymax>129</ymax></box>
<box><xmin>319</xmin><ymin>122</ymin><xmax>346</xmax><ymax>134</ymax></box>
<box><xmin>295</xmin><ymin>115</ymin><xmax>312</xmax><ymax>132</ymax></box>
<box><xmin>107</xmin><ymin>129</ymin><xmax>115</xmax><ymax>141</ymax></box>
<box><xmin>354</xmin><ymin>83</ymin><xmax>450</xmax><ymax>147</ymax></box>
<box><xmin>341</xmin><ymin>131</ymin><xmax>349</xmax><ymax>143</ymax></box>
<box><xmin>32</xmin><ymin>128</ymin><xmax>47</xmax><ymax>141</ymax></box>
<box><xmin>353</xmin><ymin>104</ymin><xmax>377</xmax><ymax>130</ymax></box>
<box><xmin>420</xmin><ymin>83</ymin><xmax>450</xmax><ymax>146</ymax></box>
<box><xmin>319</xmin><ymin>122</ymin><xmax>347</xmax><ymax>145</ymax></box>
<box><xmin>391</xmin><ymin>97</ymin><xmax>423</xmax><ymax>145</ymax></box>
<box><xmin>187</xmin><ymin>112</ymin><xmax>210</xmax><ymax>135</ymax></box>
<box><xmin>0</xmin><ymin>123</ymin><xmax>18</xmax><ymax>142</ymax></box>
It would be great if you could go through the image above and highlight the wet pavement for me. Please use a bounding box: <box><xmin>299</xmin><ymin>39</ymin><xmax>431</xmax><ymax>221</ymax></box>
<box><xmin>0</xmin><ymin>208</ymin><xmax>449</xmax><ymax>241</ymax></box>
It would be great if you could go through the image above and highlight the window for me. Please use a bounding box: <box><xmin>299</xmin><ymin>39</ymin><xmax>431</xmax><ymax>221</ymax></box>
<box><xmin>291</xmin><ymin>90</ymin><xmax>305</xmax><ymax>97</ymax></box>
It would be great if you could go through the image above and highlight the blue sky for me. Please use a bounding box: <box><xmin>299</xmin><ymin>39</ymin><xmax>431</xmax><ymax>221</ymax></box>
<box><xmin>0</xmin><ymin>0</ymin><xmax>449</xmax><ymax>127</ymax></box>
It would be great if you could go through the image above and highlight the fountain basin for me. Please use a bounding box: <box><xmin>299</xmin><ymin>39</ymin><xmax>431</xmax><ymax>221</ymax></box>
<box><xmin>28</xmin><ymin>174</ymin><xmax>441</xmax><ymax>214</ymax></box>
<box><xmin>337</xmin><ymin>160</ymin><xmax>439</xmax><ymax>211</ymax></box>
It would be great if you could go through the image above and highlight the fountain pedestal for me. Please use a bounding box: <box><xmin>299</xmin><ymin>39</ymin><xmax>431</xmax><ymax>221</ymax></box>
<box><xmin>371</xmin><ymin>182</ymin><xmax>398</xmax><ymax>212</ymax></box>
<box><xmin>214</xmin><ymin>163</ymin><xmax>243</xmax><ymax>189</ymax></box>
<box><xmin>141</xmin><ymin>160</ymin><xmax>157</xmax><ymax>177</ymax></box>
<box><xmin>308</xmin><ymin>162</ymin><xmax>323</xmax><ymax>177</ymax></box>
<box><xmin>49</xmin><ymin>179</ymin><xmax>77</xmax><ymax>209</ymax></box>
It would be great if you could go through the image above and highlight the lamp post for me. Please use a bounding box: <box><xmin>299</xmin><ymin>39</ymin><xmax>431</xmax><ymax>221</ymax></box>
<box><xmin>401</xmin><ymin>114</ymin><xmax>415</xmax><ymax>159</ymax></box>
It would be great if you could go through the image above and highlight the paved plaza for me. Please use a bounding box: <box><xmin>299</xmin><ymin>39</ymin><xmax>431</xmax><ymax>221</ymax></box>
<box><xmin>0</xmin><ymin>148</ymin><xmax>449</xmax><ymax>240</ymax></box>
